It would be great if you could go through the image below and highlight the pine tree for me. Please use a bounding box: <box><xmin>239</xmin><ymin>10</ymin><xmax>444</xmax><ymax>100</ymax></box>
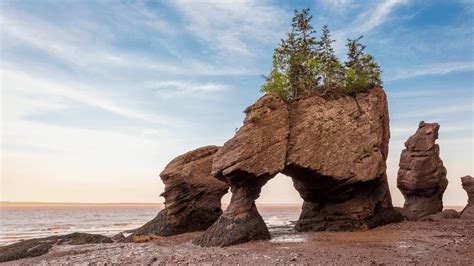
<box><xmin>261</xmin><ymin>8</ymin><xmax>319</xmax><ymax>100</ymax></box>
<box><xmin>261</xmin><ymin>8</ymin><xmax>383</xmax><ymax>100</ymax></box>
<box><xmin>343</xmin><ymin>36</ymin><xmax>381</xmax><ymax>94</ymax></box>
<box><xmin>285</xmin><ymin>8</ymin><xmax>319</xmax><ymax>96</ymax></box>
<box><xmin>316</xmin><ymin>25</ymin><xmax>342</xmax><ymax>91</ymax></box>
<box><xmin>345</xmin><ymin>36</ymin><xmax>365</xmax><ymax>74</ymax></box>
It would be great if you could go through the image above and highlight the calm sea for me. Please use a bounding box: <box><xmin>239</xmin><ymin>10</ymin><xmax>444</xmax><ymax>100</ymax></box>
<box><xmin>0</xmin><ymin>205</ymin><xmax>301</xmax><ymax>246</ymax></box>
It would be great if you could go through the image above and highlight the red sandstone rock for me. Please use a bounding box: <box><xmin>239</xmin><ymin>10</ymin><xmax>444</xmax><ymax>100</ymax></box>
<box><xmin>132</xmin><ymin>146</ymin><xmax>228</xmax><ymax>237</ymax></box>
<box><xmin>285</xmin><ymin>87</ymin><xmax>396</xmax><ymax>231</ymax></box>
<box><xmin>461</xmin><ymin>175</ymin><xmax>474</xmax><ymax>218</ymax></box>
<box><xmin>397</xmin><ymin>122</ymin><xmax>448</xmax><ymax>219</ymax></box>
<box><xmin>195</xmin><ymin>87</ymin><xmax>400</xmax><ymax>247</ymax></box>
<box><xmin>195</xmin><ymin>96</ymin><xmax>287</xmax><ymax>246</ymax></box>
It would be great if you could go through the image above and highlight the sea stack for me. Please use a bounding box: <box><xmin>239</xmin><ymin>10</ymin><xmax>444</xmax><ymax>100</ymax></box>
<box><xmin>131</xmin><ymin>146</ymin><xmax>229</xmax><ymax>237</ymax></box>
<box><xmin>461</xmin><ymin>175</ymin><xmax>474</xmax><ymax>219</ymax></box>
<box><xmin>397</xmin><ymin>122</ymin><xmax>448</xmax><ymax>219</ymax></box>
<box><xmin>194</xmin><ymin>86</ymin><xmax>400</xmax><ymax>247</ymax></box>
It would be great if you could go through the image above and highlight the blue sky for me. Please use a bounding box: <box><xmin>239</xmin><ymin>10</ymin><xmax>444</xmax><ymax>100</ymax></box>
<box><xmin>1</xmin><ymin>0</ymin><xmax>473</xmax><ymax>205</ymax></box>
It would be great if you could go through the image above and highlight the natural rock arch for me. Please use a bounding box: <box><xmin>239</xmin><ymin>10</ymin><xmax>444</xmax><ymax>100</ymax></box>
<box><xmin>194</xmin><ymin>87</ymin><xmax>401</xmax><ymax>247</ymax></box>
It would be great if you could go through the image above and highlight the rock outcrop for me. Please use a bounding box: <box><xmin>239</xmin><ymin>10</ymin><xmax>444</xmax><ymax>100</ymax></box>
<box><xmin>194</xmin><ymin>87</ymin><xmax>400</xmax><ymax>247</ymax></box>
<box><xmin>131</xmin><ymin>146</ymin><xmax>229</xmax><ymax>238</ymax></box>
<box><xmin>461</xmin><ymin>175</ymin><xmax>474</xmax><ymax>219</ymax></box>
<box><xmin>397</xmin><ymin>122</ymin><xmax>448</xmax><ymax>219</ymax></box>
<box><xmin>0</xmin><ymin>233</ymin><xmax>112</xmax><ymax>262</ymax></box>
<box><xmin>194</xmin><ymin>96</ymin><xmax>288</xmax><ymax>247</ymax></box>
<box><xmin>421</xmin><ymin>209</ymin><xmax>460</xmax><ymax>221</ymax></box>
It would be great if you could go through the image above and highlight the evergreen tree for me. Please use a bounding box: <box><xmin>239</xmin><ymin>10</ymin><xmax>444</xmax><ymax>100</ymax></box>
<box><xmin>316</xmin><ymin>25</ymin><xmax>343</xmax><ymax>90</ymax></box>
<box><xmin>261</xmin><ymin>8</ymin><xmax>320</xmax><ymax>100</ymax></box>
<box><xmin>261</xmin><ymin>8</ymin><xmax>383</xmax><ymax>100</ymax></box>
<box><xmin>285</xmin><ymin>8</ymin><xmax>319</xmax><ymax>96</ymax></box>
<box><xmin>343</xmin><ymin>36</ymin><xmax>381</xmax><ymax>95</ymax></box>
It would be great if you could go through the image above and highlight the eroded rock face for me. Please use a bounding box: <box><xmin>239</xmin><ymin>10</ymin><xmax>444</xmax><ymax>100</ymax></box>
<box><xmin>195</xmin><ymin>87</ymin><xmax>400</xmax><ymax>247</ymax></box>
<box><xmin>397</xmin><ymin>122</ymin><xmax>448</xmax><ymax>219</ymax></box>
<box><xmin>461</xmin><ymin>175</ymin><xmax>474</xmax><ymax>218</ymax></box>
<box><xmin>461</xmin><ymin>176</ymin><xmax>474</xmax><ymax>208</ymax></box>
<box><xmin>0</xmin><ymin>233</ymin><xmax>112</xmax><ymax>262</ymax></box>
<box><xmin>132</xmin><ymin>146</ymin><xmax>228</xmax><ymax>237</ymax></box>
<box><xmin>285</xmin><ymin>88</ymin><xmax>398</xmax><ymax>231</ymax></box>
<box><xmin>194</xmin><ymin>96</ymin><xmax>287</xmax><ymax>246</ymax></box>
<box><xmin>193</xmin><ymin>175</ymin><xmax>271</xmax><ymax>247</ymax></box>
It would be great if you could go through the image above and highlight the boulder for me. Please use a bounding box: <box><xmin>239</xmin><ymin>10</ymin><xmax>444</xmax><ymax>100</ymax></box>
<box><xmin>421</xmin><ymin>209</ymin><xmax>460</xmax><ymax>221</ymax></box>
<box><xmin>195</xmin><ymin>87</ymin><xmax>400</xmax><ymax>247</ymax></box>
<box><xmin>0</xmin><ymin>233</ymin><xmax>112</xmax><ymax>262</ymax></box>
<box><xmin>461</xmin><ymin>175</ymin><xmax>474</xmax><ymax>218</ymax></box>
<box><xmin>394</xmin><ymin>207</ymin><xmax>418</xmax><ymax>221</ymax></box>
<box><xmin>397</xmin><ymin>122</ymin><xmax>448</xmax><ymax>219</ymax></box>
<box><xmin>131</xmin><ymin>146</ymin><xmax>229</xmax><ymax>238</ymax></box>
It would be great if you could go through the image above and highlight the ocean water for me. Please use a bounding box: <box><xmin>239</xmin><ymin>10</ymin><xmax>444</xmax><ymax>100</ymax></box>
<box><xmin>0</xmin><ymin>205</ymin><xmax>301</xmax><ymax>246</ymax></box>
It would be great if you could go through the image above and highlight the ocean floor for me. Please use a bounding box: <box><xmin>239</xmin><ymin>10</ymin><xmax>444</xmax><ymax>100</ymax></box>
<box><xmin>4</xmin><ymin>217</ymin><xmax>473</xmax><ymax>265</ymax></box>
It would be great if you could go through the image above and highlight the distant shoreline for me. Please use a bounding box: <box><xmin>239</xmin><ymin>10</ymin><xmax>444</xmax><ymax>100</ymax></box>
<box><xmin>0</xmin><ymin>201</ymin><xmax>302</xmax><ymax>208</ymax></box>
<box><xmin>0</xmin><ymin>202</ymin><xmax>164</xmax><ymax>207</ymax></box>
<box><xmin>0</xmin><ymin>201</ymin><xmax>465</xmax><ymax>210</ymax></box>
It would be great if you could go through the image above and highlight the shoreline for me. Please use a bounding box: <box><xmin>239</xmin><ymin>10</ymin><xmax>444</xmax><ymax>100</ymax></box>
<box><xmin>0</xmin><ymin>202</ymin><xmax>464</xmax><ymax>211</ymax></box>
<box><xmin>2</xmin><ymin>218</ymin><xmax>472</xmax><ymax>265</ymax></box>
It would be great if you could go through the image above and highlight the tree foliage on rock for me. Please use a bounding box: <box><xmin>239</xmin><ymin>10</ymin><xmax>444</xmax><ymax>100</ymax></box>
<box><xmin>262</xmin><ymin>8</ymin><xmax>382</xmax><ymax>101</ymax></box>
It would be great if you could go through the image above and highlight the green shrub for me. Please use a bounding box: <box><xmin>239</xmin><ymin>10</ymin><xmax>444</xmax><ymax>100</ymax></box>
<box><xmin>249</xmin><ymin>110</ymin><xmax>261</xmax><ymax>123</ymax></box>
<box><xmin>261</xmin><ymin>8</ymin><xmax>382</xmax><ymax>101</ymax></box>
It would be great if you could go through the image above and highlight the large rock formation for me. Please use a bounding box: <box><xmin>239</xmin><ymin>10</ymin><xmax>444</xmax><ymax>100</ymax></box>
<box><xmin>194</xmin><ymin>87</ymin><xmax>400</xmax><ymax>247</ymax></box>
<box><xmin>461</xmin><ymin>175</ymin><xmax>474</xmax><ymax>219</ymax></box>
<box><xmin>131</xmin><ymin>146</ymin><xmax>229</xmax><ymax>237</ymax></box>
<box><xmin>397</xmin><ymin>122</ymin><xmax>448</xmax><ymax>219</ymax></box>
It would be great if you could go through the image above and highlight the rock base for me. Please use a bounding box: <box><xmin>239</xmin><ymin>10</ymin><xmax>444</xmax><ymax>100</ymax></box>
<box><xmin>291</xmin><ymin>174</ymin><xmax>401</xmax><ymax>231</ymax></box>
<box><xmin>403</xmin><ymin>195</ymin><xmax>444</xmax><ymax>219</ymax></box>
<box><xmin>193</xmin><ymin>206</ymin><xmax>270</xmax><ymax>247</ymax></box>
<box><xmin>129</xmin><ymin>207</ymin><xmax>223</xmax><ymax>238</ymax></box>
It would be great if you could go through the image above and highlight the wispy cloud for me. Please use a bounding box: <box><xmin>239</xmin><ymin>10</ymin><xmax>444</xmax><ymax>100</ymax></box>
<box><xmin>350</xmin><ymin>0</ymin><xmax>409</xmax><ymax>35</ymax></box>
<box><xmin>391</xmin><ymin>124</ymin><xmax>473</xmax><ymax>137</ymax></box>
<box><xmin>170</xmin><ymin>0</ymin><xmax>289</xmax><ymax>56</ymax></box>
<box><xmin>387</xmin><ymin>62</ymin><xmax>474</xmax><ymax>81</ymax></box>
<box><xmin>1</xmin><ymin>8</ymin><xmax>254</xmax><ymax>76</ymax></box>
<box><xmin>316</xmin><ymin>0</ymin><xmax>356</xmax><ymax>15</ymax></box>
<box><xmin>2</xmin><ymin>68</ymin><xmax>190</xmax><ymax>127</ymax></box>
<box><xmin>388</xmin><ymin>87</ymin><xmax>472</xmax><ymax>98</ymax></box>
<box><xmin>145</xmin><ymin>80</ymin><xmax>231</xmax><ymax>97</ymax></box>
<box><xmin>332</xmin><ymin>0</ymin><xmax>409</xmax><ymax>53</ymax></box>
<box><xmin>396</xmin><ymin>102</ymin><xmax>473</xmax><ymax>119</ymax></box>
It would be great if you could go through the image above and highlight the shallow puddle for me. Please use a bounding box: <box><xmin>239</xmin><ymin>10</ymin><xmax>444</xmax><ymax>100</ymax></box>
<box><xmin>270</xmin><ymin>234</ymin><xmax>307</xmax><ymax>243</ymax></box>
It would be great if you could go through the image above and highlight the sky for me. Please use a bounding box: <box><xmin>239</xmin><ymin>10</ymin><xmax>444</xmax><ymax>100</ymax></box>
<box><xmin>1</xmin><ymin>0</ymin><xmax>473</xmax><ymax>206</ymax></box>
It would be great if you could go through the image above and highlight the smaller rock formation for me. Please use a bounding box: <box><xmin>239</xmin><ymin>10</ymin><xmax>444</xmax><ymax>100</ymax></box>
<box><xmin>461</xmin><ymin>175</ymin><xmax>474</xmax><ymax>219</ymax></box>
<box><xmin>397</xmin><ymin>122</ymin><xmax>448</xmax><ymax>219</ymax></box>
<box><xmin>131</xmin><ymin>146</ymin><xmax>228</xmax><ymax>237</ymax></box>
<box><xmin>0</xmin><ymin>233</ymin><xmax>112</xmax><ymax>262</ymax></box>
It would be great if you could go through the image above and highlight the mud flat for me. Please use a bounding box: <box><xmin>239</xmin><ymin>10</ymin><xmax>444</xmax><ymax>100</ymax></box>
<box><xmin>4</xmin><ymin>218</ymin><xmax>472</xmax><ymax>265</ymax></box>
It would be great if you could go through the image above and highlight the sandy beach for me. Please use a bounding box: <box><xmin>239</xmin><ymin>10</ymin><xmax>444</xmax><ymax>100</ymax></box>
<box><xmin>3</xmin><ymin>217</ymin><xmax>472</xmax><ymax>265</ymax></box>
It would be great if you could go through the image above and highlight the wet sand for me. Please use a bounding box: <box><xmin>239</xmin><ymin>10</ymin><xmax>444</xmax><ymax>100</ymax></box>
<box><xmin>5</xmin><ymin>217</ymin><xmax>473</xmax><ymax>265</ymax></box>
